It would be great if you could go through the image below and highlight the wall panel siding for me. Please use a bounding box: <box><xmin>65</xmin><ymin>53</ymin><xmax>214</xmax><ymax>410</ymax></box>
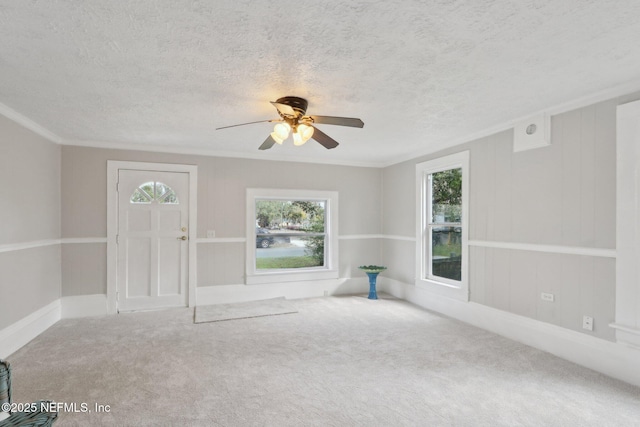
<box><xmin>469</xmin><ymin>248</ymin><xmax>615</xmax><ymax>341</ymax></box>
<box><xmin>491</xmin><ymin>132</ymin><xmax>513</xmax><ymax>243</ymax></box>
<box><xmin>490</xmin><ymin>248</ymin><xmax>511</xmax><ymax>312</ymax></box>
<box><xmin>508</xmin><ymin>250</ymin><xmax>537</xmax><ymax>319</ymax></box>
<box><xmin>382</xmin><ymin>94</ymin><xmax>630</xmax><ymax>342</ymax></box>
<box><xmin>593</xmin><ymin>100</ymin><xmax>617</xmax><ymax>249</ymax></box>
<box><xmin>469</xmin><ymin>246</ymin><xmax>486</xmax><ymax>304</ymax></box>
<box><xmin>535</xmin><ymin>252</ymin><xmax>563</xmax><ymax>326</ymax></box>
<box><xmin>537</xmin><ymin>116</ymin><xmax>564</xmax><ymax>245</ymax></box>
<box><xmin>469</xmin><ymin>137</ymin><xmax>489</xmax><ymax>241</ymax></box>
<box><xmin>580</xmin><ymin>106</ymin><xmax>597</xmax><ymax>247</ymax></box>
<box><xmin>560</xmin><ymin>109</ymin><xmax>583</xmax><ymax>246</ymax></box>
<box><xmin>592</xmin><ymin>257</ymin><xmax>616</xmax><ymax>337</ymax></box>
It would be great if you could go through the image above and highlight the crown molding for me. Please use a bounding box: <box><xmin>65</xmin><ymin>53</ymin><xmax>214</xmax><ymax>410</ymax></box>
<box><xmin>381</xmin><ymin>79</ymin><xmax>640</xmax><ymax>168</ymax></box>
<box><xmin>0</xmin><ymin>102</ymin><xmax>63</xmax><ymax>144</ymax></box>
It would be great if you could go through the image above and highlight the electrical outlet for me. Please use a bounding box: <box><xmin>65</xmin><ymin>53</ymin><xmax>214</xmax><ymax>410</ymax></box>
<box><xmin>582</xmin><ymin>315</ymin><xmax>593</xmax><ymax>331</ymax></box>
<box><xmin>206</xmin><ymin>230</ymin><xmax>215</xmax><ymax>238</ymax></box>
<box><xmin>541</xmin><ymin>292</ymin><xmax>554</xmax><ymax>302</ymax></box>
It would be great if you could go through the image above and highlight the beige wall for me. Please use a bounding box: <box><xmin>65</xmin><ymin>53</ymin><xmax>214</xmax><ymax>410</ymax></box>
<box><xmin>61</xmin><ymin>146</ymin><xmax>383</xmax><ymax>295</ymax></box>
<box><xmin>0</xmin><ymin>115</ymin><xmax>61</xmax><ymax>329</ymax></box>
<box><xmin>381</xmin><ymin>94</ymin><xmax>640</xmax><ymax>341</ymax></box>
<box><xmin>0</xmin><ymin>116</ymin><xmax>60</xmax><ymax>243</ymax></box>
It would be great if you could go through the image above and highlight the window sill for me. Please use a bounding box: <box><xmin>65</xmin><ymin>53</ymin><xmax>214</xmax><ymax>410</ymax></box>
<box><xmin>246</xmin><ymin>269</ymin><xmax>339</xmax><ymax>285</ymax></box>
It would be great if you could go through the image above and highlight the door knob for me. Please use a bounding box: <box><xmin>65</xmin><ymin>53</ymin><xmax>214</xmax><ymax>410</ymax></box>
<box><xmin>178</xmin><ymin>236</ymin><xmax>187</xmax><ymax>241</ymax></box>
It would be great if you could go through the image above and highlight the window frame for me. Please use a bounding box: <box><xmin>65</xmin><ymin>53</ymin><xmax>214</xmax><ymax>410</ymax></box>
<box><xmin>415</xmin><ymin>151</ymin><xmax>469</xmax><ymax>301</ymax></box>
<box><xmin>246</xmin><ymin>188</ymin><xmax>339</xmax><ymax>285</ymax></box>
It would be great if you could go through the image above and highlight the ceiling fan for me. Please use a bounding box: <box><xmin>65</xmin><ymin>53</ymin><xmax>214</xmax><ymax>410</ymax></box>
<box><xmin>216</xmin><ymin>96</ymin><xmax>364</xmax><ymax>150</ymax></box>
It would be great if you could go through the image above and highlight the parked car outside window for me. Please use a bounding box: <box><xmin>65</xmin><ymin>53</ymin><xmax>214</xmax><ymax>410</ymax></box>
<box><xmin>256</xmin><ymin>227</ymin><xmax>274</xmax><ymax>248</ymax></box>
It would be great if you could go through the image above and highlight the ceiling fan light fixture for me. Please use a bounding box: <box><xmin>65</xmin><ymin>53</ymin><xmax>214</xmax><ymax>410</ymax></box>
<box><xmin>270</xmin><ymin>131</ymin><xmax>285</xmax><ymax>144</ymax></box>
<box><xmin>273</xmin><ymin>122</ymin><xmax>291</xmax><ymax>141</ymax></box>
<box><xmin>293</xmin><ymin>131</ymin><xmax>305</xmax><ymax>146</ymax></box>
<box><xmin>217</xmin><ymin>96</ymin><xmax>363</xmax><ymax>150</ymax></box>
<box><xmin>298</xmin><ymin>124</ymin><xmax>314</xmax><ymax>143</ymax></box>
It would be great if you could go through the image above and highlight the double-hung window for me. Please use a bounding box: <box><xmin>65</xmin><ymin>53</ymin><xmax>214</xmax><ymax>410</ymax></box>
<box><xmin>415</xmin><ymin>151</ymin><xmax>469</xmax><ymax>300</ymax></box>
<box><xmin>246</xmin><ymin>189</ymin><xmax>339</xmax><ymax>285</ymax></box>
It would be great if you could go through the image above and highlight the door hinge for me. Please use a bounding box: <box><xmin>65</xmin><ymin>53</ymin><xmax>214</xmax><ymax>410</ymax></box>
<box><xmin>116</xmin><ymin>291</ymin><xmax>119</xmax><ymax>301</ymax></box>
<box><xmin>116</xmin><ymin>235</ymin><xmax>119</xmax><ymax>244</ymax></box>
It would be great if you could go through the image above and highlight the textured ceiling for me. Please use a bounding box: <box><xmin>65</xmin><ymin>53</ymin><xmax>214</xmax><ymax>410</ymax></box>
<box><xmin>1</xmin><ymin>1</ymin><xmax>640</xmax><ymax>166</ymax></box>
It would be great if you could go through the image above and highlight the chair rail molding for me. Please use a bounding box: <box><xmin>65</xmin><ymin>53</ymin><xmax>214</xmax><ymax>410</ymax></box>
<box><xmin>0</xmin><ymin>239</ymin><xmax>60</xmax><ymax>253</ymax></box>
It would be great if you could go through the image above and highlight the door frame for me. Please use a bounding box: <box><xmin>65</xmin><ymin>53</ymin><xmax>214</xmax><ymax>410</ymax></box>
<box><xmin>107</xmin><ymin>161</ymin><xmax>198</xmax><ymax>314</ymax></box>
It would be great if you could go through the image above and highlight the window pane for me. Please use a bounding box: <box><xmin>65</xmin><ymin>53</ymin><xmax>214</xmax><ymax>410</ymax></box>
<box><xmin>155</xmin><ymin>182</ymin><xmax>170</xmax><ymax>199</ymax></box>
<box><xmin>130</xmin><ymin>188</ymin><xmax>152</xmax><ymax>204</ymax></box>
<box><xmin>431</xmin><ymin>226</ymin><xmax>462</xmax><ymax>281</ymax></box>
<box><xmin>139</xmin><ymin>182</ymin><xmax>155</xmax><ymax>200</ymax></box>
<box><xmin>255</xmin><ymin>200</ymin><xmax>325</xmax><ymax>231</ymax></box>
<box><xmin>431</xmin><ymin>168</ymin><xmax>462</xmax><ymax>223</ymax></box>
<box><xmin>256</xmin><ymin>235</ymin><xmax>325</xmax><ymax>270</ymax></box>
<box><xmin>158</xmin><ymin>190</ymin><xmax>178</xmax><ymax>204</ymax></box>
<box><xmin>255</xmin><ymin>199</ymin><xmax>326</xmax><ymax>270</ymax></box>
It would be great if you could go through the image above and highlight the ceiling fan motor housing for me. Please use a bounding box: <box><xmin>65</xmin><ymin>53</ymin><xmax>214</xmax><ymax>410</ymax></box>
<box><xmin>276</xmin><ymin>96</ymin><xmax>308</xmax><ymax>117</ymax></box>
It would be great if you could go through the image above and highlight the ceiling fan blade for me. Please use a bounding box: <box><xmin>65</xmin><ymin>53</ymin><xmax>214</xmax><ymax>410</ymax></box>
<box><xmin>311</xmin><ymin>126</ymin><xmax>339</xmax><ymax>149</ymax></box>
<box><xmin>309</xmin><ymin>115</ymin><xmax>364</xmax><ymax>128</ymax></box>
<box><xmin>258</xmin><ymin>134</ymin><xmax>277</xmax><ymax>150</ymax></box>
<box><xmin>216</xmin><ymin>119</ymin><xmax>278</xmax><ymax>130</ymax></box>
<box><xmin>270</xmin><ymin>101</ymin><xmax>296</xmax><ymax>117</ymax></box>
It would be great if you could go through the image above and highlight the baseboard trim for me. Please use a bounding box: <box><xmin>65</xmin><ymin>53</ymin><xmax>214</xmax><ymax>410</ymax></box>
<box><xmin>380</xmin><ymin>278</ymin><xmax>640</xmax><ymax>388</ymax></box>
<box><xmin>196</xmin><ymin>278</ymin><xmax>368</xmax><ymax>305</ymax></box>
<box><xmin>61</xmin><ymin>294</ymin><xmax>108</xmax><ymax>318</ymax></box>
<box><xmin>0</xmin><ymin>300</ymin><xmax>61</xmax><ymax>359</ymax></box>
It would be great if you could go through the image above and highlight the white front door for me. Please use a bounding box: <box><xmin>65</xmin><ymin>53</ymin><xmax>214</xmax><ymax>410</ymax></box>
<box><xmin>117</xmin><ymin>170</ymin><xmax>189</xmax><ymax>311</ymax></box>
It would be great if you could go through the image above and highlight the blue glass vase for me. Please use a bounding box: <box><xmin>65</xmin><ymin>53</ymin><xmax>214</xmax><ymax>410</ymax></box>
<box><xmin>366</xmin><ymin>272</ymin><xmax>380</xmax><ymax>300</ymax></box>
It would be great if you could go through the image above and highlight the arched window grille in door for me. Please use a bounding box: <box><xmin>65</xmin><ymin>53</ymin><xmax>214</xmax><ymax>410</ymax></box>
<box><xmin>130</xmin><ymin>181</ymin><xmax>179</xmax><ymax>204</ymax></box>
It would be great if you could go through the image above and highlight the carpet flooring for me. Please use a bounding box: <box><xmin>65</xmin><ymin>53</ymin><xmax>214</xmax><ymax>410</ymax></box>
<box><xmin>194</xmin><ymin>298</ymin><xmax>298</xmax><ymax>324</ymax></box>
<box><xmin>6</xmin><ymin>295</ymin><xmax>640</xmax><ymax>426</ymax></box>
